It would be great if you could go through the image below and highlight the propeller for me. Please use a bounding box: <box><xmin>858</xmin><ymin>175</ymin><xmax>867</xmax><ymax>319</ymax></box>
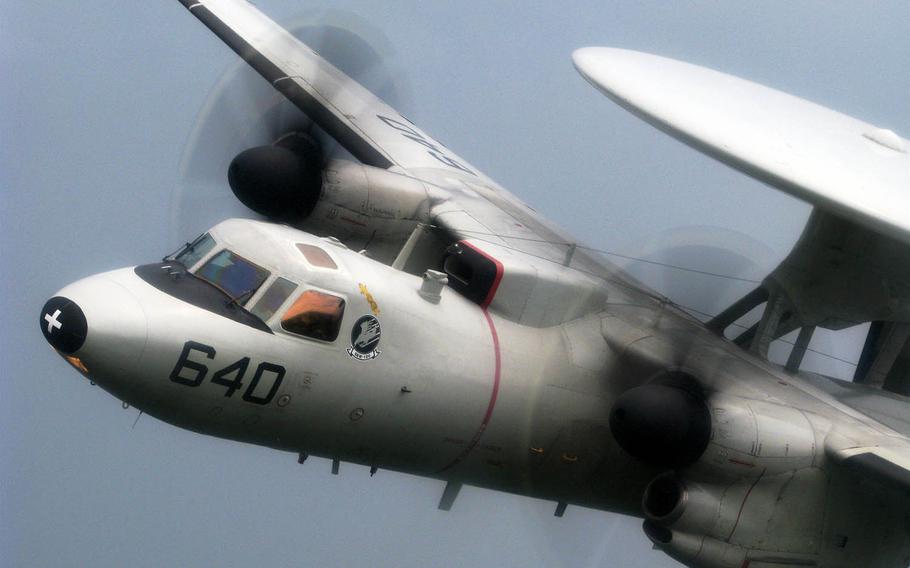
<box><xmin>170</xmin><ymin>9</ymin><xmax>413</xmax><ymax>242</ymax></box>
<box><xmin>603</xmin><ymin>226</ymin><xmax>780</xmax><ymax>468</ymax></box>
<box><xmin>608</xmin><ymin>226</ymin><xmax>862</xmax><ymax>467</ymax></box>
<box><xmin>614</xmin><ymin>225</ymin><xmax>778</xmax><ymax>321</ymax></box>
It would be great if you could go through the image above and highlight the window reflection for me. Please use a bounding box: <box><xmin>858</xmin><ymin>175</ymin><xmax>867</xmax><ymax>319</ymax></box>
<box><xmin>251</xmin><ymin>277</ymin><xmax>298</xmax><ymax>321</ymax></box>
<box><xmin>281</xmin><ymin>290</ymin><xmax>345</xmax><ymax>341</ymax></box>
<box><xmin>297</xmin><ymin>243</ymin><xmax>337</xmax><ymax>269</ymax></box>
<box><xmin>196</xmin><ymin>249</ymin><xmax>270</xmax><ymax>304</ymax></box>
<box><xmin>172</xmin><ymin>233</ymin><xmax>216</xmax><ymax>270</ymax></box>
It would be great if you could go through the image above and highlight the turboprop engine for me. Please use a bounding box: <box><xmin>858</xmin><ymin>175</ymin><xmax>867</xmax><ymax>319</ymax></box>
<box><xmin>610</xmin><ymin>374</ymin><xmax>820</xmax><ymax>476</ymax></box>
<box><xmin>639</xmin><ymin>469</ymin><xmax>832</xmax><ymax>568</ymax></box>
<box><xmin>227</xmin><ymin>132</ymin><xmax>324</xmax><ymax>220</ymax></box>
<box><xmin>227</xmin><ymin>132</ymin><xmax>432</xmax><ymax>261</ymax></box>
<box><xmin>609</xmin><ymin>375</ymin><xmax>848</xmax><ymax>567</ymax></box>
<box><xmin>174</xmin><ymin>15</ymin><xmax>437</xmax><ymax>261</ymax></box>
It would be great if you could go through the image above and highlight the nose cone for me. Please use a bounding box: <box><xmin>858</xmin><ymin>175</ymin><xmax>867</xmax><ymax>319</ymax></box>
<box><xmin>43</xmin><ymin>270</ymin><xmax>149</xmax><ymax>383</ymax></box>
<box><xmin>40</xmin><ymin>296</ymin><xmax>88</xmax><ymax>354</ymax></box>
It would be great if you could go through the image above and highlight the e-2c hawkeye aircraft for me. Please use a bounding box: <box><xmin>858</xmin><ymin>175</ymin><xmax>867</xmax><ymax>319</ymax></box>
<box><xmin>40</xmin><ymin>2</ymin><xmax>910</xmax><ymax>567</ymax></box>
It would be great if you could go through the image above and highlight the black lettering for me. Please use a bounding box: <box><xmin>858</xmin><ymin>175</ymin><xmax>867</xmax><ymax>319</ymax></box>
<box><xmin>402</xmin><ymin>132</ymin><xmax>442</xmax><ymax>153</ymax></box>
<box><xmin>169</xmin><ymin>341</ymin><xmax>215</xmax><ymax>387</ymax></box>
<box><xmin>242</xmin><ymin>362</ymin><xmax>285</xmax><ymax>405</ymax></box>
<box><xmin>211</xmin><ymin>357</ymin><xmax>249</xmax><ymax>397</ymax></box>
<box><xmin>377</xmin><ymin>115</ymin><xmax>475</xmax><ymax>175</ymax></box>
<box><xmin>428</xmin><ymin>150</ymin><xmax>473</xmax><ymax>174</ymax></box>
<box><xmin>377</xmin><ymin>114</ymin><xmax>422</xmax><ymax>137</ymax></box>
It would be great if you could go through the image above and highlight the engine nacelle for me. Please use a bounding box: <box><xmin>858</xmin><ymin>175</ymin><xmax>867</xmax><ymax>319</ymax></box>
<box><xmin>610</xmin><ymin>377</ymin><xmax>820</xmax><ymax>477</ymax></box>
<box><xmin>304</xmin><ymin>159</ymin><xmax>431</xmax><ymax>249</ymax></box>
<box><xmin>642</xmin><ymin>473</ymin><xmax>723</xmax><ymax>537</ymax></box>
<box><xmin>228</xmin><ymin>133</ymin><xmax>432</xmax><ymax>261</ymax></box>
<box><xmin>642</xmin><ymin>469</ymin><xmax>828</xmax><ymax>568</ymax></box>
<box><xmin>642</xmin><ymin>522</ymin><xmax>748</xmax><ymax>568</ymax></box>
<box><xmin>697</xmin><ymin>393</ymin><xmax>819</xmax><ymax>478</ymax></box>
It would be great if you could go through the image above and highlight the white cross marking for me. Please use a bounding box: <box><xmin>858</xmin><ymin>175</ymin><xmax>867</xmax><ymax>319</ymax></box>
<box><xmin>45</xmin><ymin>309</ymin><xmax>63</xmax><ymax>333</ymax></box>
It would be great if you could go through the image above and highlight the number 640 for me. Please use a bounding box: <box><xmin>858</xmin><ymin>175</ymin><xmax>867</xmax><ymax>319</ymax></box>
<box><xmin>169</xmin><ymin>340</ymin><xmax>285</xmax><ymax>405</ymax></box>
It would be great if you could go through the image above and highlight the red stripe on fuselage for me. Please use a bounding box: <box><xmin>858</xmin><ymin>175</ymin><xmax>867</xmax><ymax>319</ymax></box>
<box><xmin>435</xmin><ymin>308</ymin><xmax>502</xmax><ymax>474</ymax></box>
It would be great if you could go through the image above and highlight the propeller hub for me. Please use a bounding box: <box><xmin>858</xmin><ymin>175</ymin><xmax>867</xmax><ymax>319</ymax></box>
<box><xmin>227</xmin><ymin>133</ymin><xmax>323</xmax><ymax>221</ymax></box>
<box><xmin>609</xmin><ymin>374</ymin><xmax>711</xmax><ymax>468</ymax></box>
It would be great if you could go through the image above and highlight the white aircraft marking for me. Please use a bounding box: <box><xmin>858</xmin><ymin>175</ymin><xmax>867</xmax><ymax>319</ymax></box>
<box><xmin>45</xmin><ymin>309</ymin><xmax>63</xmax><ymax>333</ymax></box>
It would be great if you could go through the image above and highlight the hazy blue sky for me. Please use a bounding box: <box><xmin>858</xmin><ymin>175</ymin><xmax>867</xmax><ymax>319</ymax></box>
<box><xmin>2</xmin><ymin>2</ymin><xmax>908</xmax><ymax>567</ymax></box>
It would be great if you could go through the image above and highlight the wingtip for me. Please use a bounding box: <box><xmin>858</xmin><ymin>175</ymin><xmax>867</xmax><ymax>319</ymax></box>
<box><xmin>571</xmin><ymin>47</ymin><xmax>605</xmax><ymax>76</ymax></box>
<box><xmin>571</xmin><ymin>47</ymin><xmax>642</xmax><ymax>85</ymax></box>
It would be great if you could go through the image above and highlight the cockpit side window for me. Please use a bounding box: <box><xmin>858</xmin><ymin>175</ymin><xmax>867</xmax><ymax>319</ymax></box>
<box><xmin>251</xmin><ymin>277</ymin><xmax>298</xmax><ymax>322</ymax></box>
<box><xmin>171</xmin><ymin>232</ymin><xmax>216</xmax><ymax>270</ymax></box>
<box><xmin>196</xmin><ymin>249</ymin><xmax>270</xmax><ymax>305</ymax></box>
<box><xmin>281</xmin><ymin>290</ymin><xmax>346</xmax><ymax>341</ymax></box>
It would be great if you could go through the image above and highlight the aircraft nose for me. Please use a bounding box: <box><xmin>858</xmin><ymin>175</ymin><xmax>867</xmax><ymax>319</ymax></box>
<box><xmin>42</xmin><ymin>270</ymin><xmax>149</xmax><ymax>380</ymax></box>
<box><xmin>40</xmin><ymin>296</ymin><xmax>88</xmax><ymax>354</ymax></box>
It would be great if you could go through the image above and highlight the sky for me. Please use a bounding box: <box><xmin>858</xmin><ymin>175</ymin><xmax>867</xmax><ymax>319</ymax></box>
<box><xmin>2</xmin><ymin>2</ymin><xmax>908</xmax><ymax>567</ymax></box>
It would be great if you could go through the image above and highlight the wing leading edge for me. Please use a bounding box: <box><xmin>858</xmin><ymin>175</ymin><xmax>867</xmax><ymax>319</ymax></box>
<box><xmin>176</xmin><ymin>0</ymin><xmax>662</xmax><ymax>327</ymax></box>
<box><xmin>177</xmin><ymin>0</ymin><xmax>479</xmax><ymax>177</ymax></box>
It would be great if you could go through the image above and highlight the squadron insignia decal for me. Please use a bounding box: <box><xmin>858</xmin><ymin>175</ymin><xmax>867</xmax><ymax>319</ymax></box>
<box><xmin>348</xmin><ymin>315</ymin><xmax>382</xmax><ymax>361</ymax></box>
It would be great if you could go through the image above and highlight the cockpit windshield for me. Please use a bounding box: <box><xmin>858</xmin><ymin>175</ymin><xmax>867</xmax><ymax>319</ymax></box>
<box><xmin>196</xmin><ymin>249</ymin><xmax>270</xmax><ymax>304</ymax></box>
<box><xmin>170</xmin><ymin>232</ymin><xmax>216</xmax><ymax>269</ymax></box>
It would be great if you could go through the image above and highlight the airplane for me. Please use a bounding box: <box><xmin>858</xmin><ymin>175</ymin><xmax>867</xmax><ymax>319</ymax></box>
<box><xmin>38</xmin><ymin>1</ymin><xmax>910</xmax><ymax>567</ymax></box>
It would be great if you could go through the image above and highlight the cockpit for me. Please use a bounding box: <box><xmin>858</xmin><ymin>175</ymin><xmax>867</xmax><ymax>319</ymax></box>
<box><xmin>149</xmin><ymin>220</ymin><xmax>349</xmax><ymax>343</ymax></box>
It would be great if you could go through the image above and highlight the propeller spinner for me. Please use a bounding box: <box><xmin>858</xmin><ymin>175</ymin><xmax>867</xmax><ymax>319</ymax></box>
<box><xmin>227</xmin><ymin>132</ymin><xmax>323</xmax><ymax>221</ymax></box>
<box><xmin>172</xmin><ymin>11</ymin><xmax>412</xmax><ymax>239</ymax></box>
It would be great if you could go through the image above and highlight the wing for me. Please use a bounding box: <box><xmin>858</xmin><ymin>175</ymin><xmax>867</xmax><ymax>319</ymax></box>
<box><xmin>828</xmin><ymin>435</ymin><xmax>910</xmax><ymax>496</ymax></box>
<box><xmin>572</xmin><ymin>47</ymin><xmax>910</xmax><ymax>245</ymax></box>
<box><xmin>177</xmin><ymin>0</ymin><xmax>658</xmax><ymax>327</ymax></box>
<box><xmin>178</xmin><ymin>0</ymin><xmax>486</xmax><ymax>178</ymax></box>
